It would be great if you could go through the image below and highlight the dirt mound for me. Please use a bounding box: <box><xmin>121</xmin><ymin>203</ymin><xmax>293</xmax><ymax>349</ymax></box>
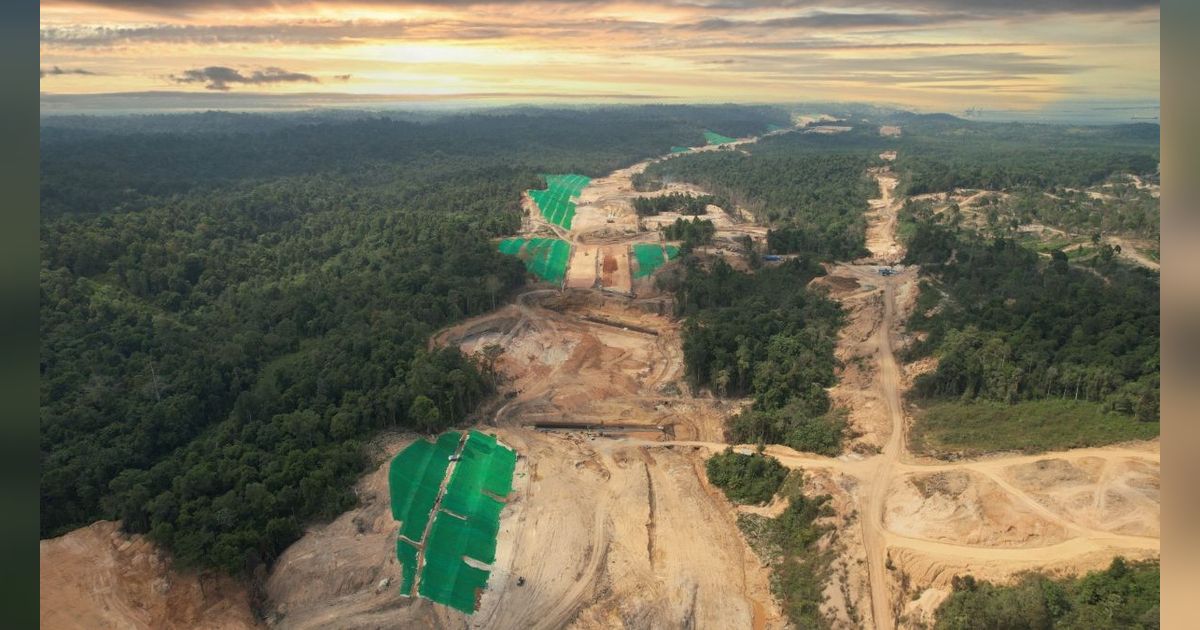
<box><xmin>1003</xmin><ymin>457</ymin><xmax>1160</xmax><ymax>538</ymax></box>
<box><xmin>886</xmin><ymin>470</ymin><xmax>1069</xmax><ymax>548</ymax></box>
<box><xmin>40</xmin><ymin>521</ymin><xmax>259</xmax><ymax>630</ymax></box>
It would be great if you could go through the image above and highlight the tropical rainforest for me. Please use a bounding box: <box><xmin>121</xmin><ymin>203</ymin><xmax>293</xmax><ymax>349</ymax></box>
<box><xmin>39</xmin><ymin>106</ymin><xmax>790</xmax><ymax>573</ymax></box>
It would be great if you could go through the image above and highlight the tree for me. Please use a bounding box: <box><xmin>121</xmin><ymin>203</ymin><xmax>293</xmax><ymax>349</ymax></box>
<box><xmin>409</xmin><ymin>395</ymin><xmax>443</xmax><ymax>433</ymax></box>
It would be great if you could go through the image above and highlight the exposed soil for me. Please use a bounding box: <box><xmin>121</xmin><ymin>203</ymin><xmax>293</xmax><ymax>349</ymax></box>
<box><xmin>40</xmin><ymin>521</ymin><xmax>260</xmax><ymax>630</ymax></box>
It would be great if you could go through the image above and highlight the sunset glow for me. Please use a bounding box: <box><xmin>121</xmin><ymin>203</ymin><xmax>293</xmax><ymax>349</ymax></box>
<box><xmin>40</xmin><ymin>1</ymin><xmax>1160</xmax><ymax>112</ymax></box>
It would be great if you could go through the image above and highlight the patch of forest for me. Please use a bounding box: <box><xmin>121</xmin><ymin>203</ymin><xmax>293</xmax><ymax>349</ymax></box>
<box><xmin>902</xmin><ymin>216</ymin><xmax>1160</xmax><ymax>434</ymax></box>
<box><xmin>705</xmin><ymin>448</ymin><xmax>787</xmax><ymax>505</ymax></box>
<box><xmin>661</xmin><ymin>258</ymin><xmax>845</xmax><ymax>454</ymax></box>
<box><xmin>632</xmin><ymin>192</ymin><xmax>715</xmax><ymax>216</ymax></box>
<box><xmin>932</xmin><ymin>557</ymin><xmax>1159</xmax><ymax>630</ymax></box>
<box><xmin>890</xmin><ymin>118</ymin><xmax>1159</xmax><ymax>195</ymax></box>
<box><xmin>38</xmin><ymin>106</ymin><xmax>788</xmax><ymax>574</ymax></box>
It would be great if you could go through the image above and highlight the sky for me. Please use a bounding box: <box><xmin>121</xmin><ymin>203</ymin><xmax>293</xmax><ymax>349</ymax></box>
<box><xmin>40</xmin><ymin>0</ymin><xmax>1160</xmax><ymax>115</ymax></box>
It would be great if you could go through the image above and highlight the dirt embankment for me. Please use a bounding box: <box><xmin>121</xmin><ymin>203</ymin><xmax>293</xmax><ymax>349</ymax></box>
<box><xmin>40</xmin><ymin>521</ymin><xmax>260</xmax><ymax>630</ymax></box>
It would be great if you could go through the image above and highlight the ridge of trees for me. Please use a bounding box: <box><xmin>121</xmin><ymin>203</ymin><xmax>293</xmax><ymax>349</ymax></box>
<box><xmin>662</xmin><ymin>258</ymin><xmax>845</xmax><ymax>454</ymax></box>
<box><xmin>902</xmin><ymin>218</ymin><xmax>1159</xmax><ymax>423</ymax></box>
<box><xmin>640</xmin><ymin>149</ymin><xmax>878</xmax><ymax>261</ymax></box>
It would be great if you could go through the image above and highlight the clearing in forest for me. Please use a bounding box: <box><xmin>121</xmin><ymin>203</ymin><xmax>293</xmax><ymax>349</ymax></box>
<box><xmin>528</xmin><ymin>173</ymin><xmax>592</xmax><ymax>229</ymax></box>
<box><xmin>703</xmin><ymin>130</ymin><xmax>737</xmax><ymax>145</ymax></box>
<box><xmin>498</xmin><ymin>238</ymin><xmax>571</xmax><ymax>284</ymax></box>
<box><xmin>389</xmin><ymin>430</ymin><xmax>518</xmax><ymax>614</ymax></box>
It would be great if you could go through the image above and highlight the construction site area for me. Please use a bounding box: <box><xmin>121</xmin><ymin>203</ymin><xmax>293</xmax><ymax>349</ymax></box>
<box><xmin>39</xmin><ymin>125</ymin><xmax>1160</xmax><ymax>630</ymax></box>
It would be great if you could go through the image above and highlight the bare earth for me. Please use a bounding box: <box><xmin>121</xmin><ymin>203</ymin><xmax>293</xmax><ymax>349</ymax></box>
<box><xmin>40</xmin><ymin>521</ymin><xmax>260</xmax><ymax>630</ymax></box>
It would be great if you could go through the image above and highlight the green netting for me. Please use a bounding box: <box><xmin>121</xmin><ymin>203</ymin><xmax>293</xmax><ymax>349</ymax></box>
<box><xmin>389</xmin><ymin>432</ymin><xmax>461</xmax><ymax>541</ymax></box>
<box><xmin>670</xmin><ymin>146</ymin><xmax>691</xmax><ymax>154</ymax></box>
<box><xmin>388</xmin><ymin>431</ymin><xmax>517</xmax><ymax>615</ymax></box>
<box><xmin>632</xmin><ymin>243</ymin><xmax>667</xmax><ymax>279</ymax></box>
<box><xmin>397</xmin><ymin>540</ymin><xmax>419</xmax><ymax>596</ymax></box>
<box><xmin>703</xmin><ymin>130</ymin><xmax>737</xmax><ymax>145</ymax></box>
<box><xmin>498</xmin><ymin>238</ymin><xmax>525</xmax><ymax>255</ymax></box>
<box><xmin>496</xmin><ymin>238</ymin><xmax>570</xmax><ymax>283</ymax></box>
<box><xmin>528</xmin><ymin>173</ymin><xmax>592</xmax><ymax>229</ymax></box>
<box><xmin>441</xmin><ymin>431</ymin><xmax>517</xmax><ymax>522</ymax></box>
<box><xmin>664</xmin><ymin>245</ymin><xmax>680</xmax><ymax>260</ymax></box>
<box><xmin>420</xmin><ymin>517</ymin><xmax>492</xmax><ymax>614</ymax></box>
<box><xmin>766</xmin><ymin>123</ymin><xmax>786</xmax><ymax>132</ymax></box>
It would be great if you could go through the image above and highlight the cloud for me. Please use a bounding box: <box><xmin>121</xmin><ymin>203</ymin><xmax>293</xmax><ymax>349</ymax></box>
<box><xmin>690</xmin><ymin>11</ymin><xmax>973</xmax><ymax>32</ymax></box>
<box><xmin>40</xmin><ymin>0</ymin><xmax>1160</xmax><ymax>16</ymax></box>
<box><xmin>40</xmin><ymin>66</ymin><xmax>99</xmax><ymax>77</ymax></box>
<box><xmin>169</xmin><ymin>66</ymin><xmax>319</xmax><ymax>90</ymax></box>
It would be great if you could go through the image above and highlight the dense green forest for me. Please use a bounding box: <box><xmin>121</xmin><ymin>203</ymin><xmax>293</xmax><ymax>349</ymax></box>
<box><xmin>932</xmin><ymin>558</ymin><xmax>1159</xmax><ymax>630</ymax></box>
<box><xmin>640</xmin><ymin>133</ymin><xmax>880</xmax><ymax>261</ymax></box>
<box><xmin>661</xmin><ymin>217</ymin><xmax>716</xmax><ymax>251</ymax></box>
<box><xmin>902</xmin><ymin>216</ymin><xmax>1160</xmax><ymax>425</ymax></box>
<box><xmin>41</xmin><ymin>105</ymin><xmax>789</xmax><ymax>218</ymax></box>
<box><xmin>662</xmin><ymin>258</ymin><xmax>845</xmax><ymax>454</ymax></box>
<box><xmin>705</xmin><ymin>448</ymin><xmax>787</xmax><ymax>504</ymax></box>
<box><xmin>888</xmin><ymin>117</ymin><xmax>1159</xmax><ymax>196</ymax></box>
<box><xmin>39</xmin><ymin>106</ymin><xmax>789</xmax><ymax>573</ymax></box>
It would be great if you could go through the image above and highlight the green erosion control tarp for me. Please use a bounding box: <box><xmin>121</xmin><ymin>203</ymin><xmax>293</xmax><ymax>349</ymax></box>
<box><xmin>528</xmin><ymin>173</ymin><xmax>591</xmax><ymax>229</ymax></box>
<box><xmin>632</xmin><ymin>243</ymin><xmax>667</xmax><ymax>279</ymax></box>
<box><xmin>420</xmin><ymin>515</ymin><xmax>492</xmax><ymax>614</ymax></box>
<box><xmin>441</xmin><ymin>431</ymin><xmax>517</xmax><ymax>523</ymax></box>
<box><xmin>670</xmin><ymin>146</ymin><xmax>691</xmax><ymax>154</ymax></box>
<box><xmin>496</xmin><ymin>238</ymin><xmax>570</xmax><ymax>284</ymax></box>
<box><xmin>664</xmin><ymin>244</ymin><xmax>680</xmax><ymax>260</ymax></box>
<box><xmin>703</xmin><ymin>130</ymin><xmax>737</xmax><ymax>145</ymax></box>
<box><xmin>397</xmin><ymin>539</ymin><xmax>419</xmax><ymax>595</ymax></box>
<box><xmin>389</xmin><ymin>431</ymin><xmax>461</xmax><ymax>541</ymax></box>
<box><xmin>388</xmin><ymin>430</ymin><xmax>518</xmax><ymax>614</ymax></box>
<box><xmin>498</xmin><ymin>238</ymin><xmax>525</xmax><ymax>255</ymax></box>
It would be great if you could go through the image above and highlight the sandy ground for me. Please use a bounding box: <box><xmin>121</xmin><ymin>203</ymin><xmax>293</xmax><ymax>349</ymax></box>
<box><xmin>879</xmin><ymin>126</ymin><xmax>902</xmax><ymax>137</ymax></box>
<box><xmin>40</xmin><ymin>521</ymin><xmax>260</xmax><ymax>630</ymax></box>
<box><xmin>565</xmin><ymin>245</ymin><xmax>600</xmax><ymax>289</ymax></box>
